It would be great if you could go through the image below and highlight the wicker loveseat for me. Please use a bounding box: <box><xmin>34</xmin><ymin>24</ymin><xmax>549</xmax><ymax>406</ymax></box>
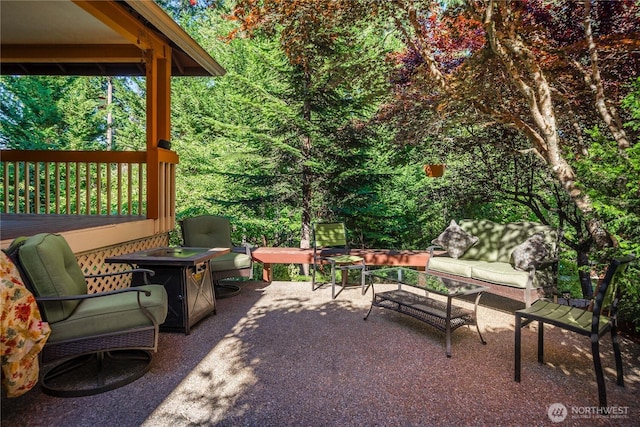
<box><xmin>426</xmin><ymin>219</ymin><xmax>559</xmax><ymax>307</ymax></box>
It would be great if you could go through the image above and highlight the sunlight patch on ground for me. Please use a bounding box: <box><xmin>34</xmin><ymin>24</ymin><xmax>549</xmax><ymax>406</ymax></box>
<box><xmin>142</xmin><ymin>328</ymin><xmax>257</xmax><ymax>425</ymax></box>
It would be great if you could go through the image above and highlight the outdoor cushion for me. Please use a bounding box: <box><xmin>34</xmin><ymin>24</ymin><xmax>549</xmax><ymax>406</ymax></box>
<box><xmin>47</xmin><ymin>284</ymin><xmax>168</xmax><ymax>343</ymax></box>
<box><xmin>427</xmin><ymin>219</ymin><xmax>560</xmax><ymax>305</ymax></box>
<box><xmin>470</xmin><ymin>262</ymin><xmax>530</xmax><ymax>288</ymax></box>
<box><xmin>510</xmin><ymin>233</ymin><xmax>549</xmax><ymax>271</ymax></box>
<box><xmin>18</xmin><ymin>233</ymin><xmax>87</xmax><ymax>322</ymax></box>
<box><xmin>326</xmin><ymin>254</ymin><xmax>364</xmax><ymax>264</ymax></box>
<box><xmin>432</xmin><ymin>220</ymin><xmax>479</xmax><ymax>259</ymax></box>
<box><xmin>498</xmin><ymin>221</ymin><xmax>556</xmax><ymax>262</ymax></box>
<box><xmin>181</xmin><ymin>215</ymin><xmax>232</xmax><ymax>248</ymax></box>
<box><xmin>427</xmin><ymin>257</ymin><xmax>488</xmax><ymax>278</ymax></box>
<box><xmin>210</xmin><ymin>252</ymin><xmax>252</xmax><ymax>272</ymax></box>
<box><xmin>459</xmin><ymin>219</ymin><xmax>505</xmax><ymax>262</ymax></box>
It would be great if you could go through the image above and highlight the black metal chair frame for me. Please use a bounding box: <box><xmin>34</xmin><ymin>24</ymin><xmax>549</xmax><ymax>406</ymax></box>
<box><xmin>514</xmin><ymin>255</ymin><xmax>634</xmax><ymax>408</ymax></box>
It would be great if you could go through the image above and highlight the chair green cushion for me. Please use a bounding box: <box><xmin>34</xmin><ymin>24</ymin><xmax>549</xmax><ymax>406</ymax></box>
<box><xmin>209</xmin><ymin>252</ymin><xmax>252</xmax><ymax>272</ymax></box>
<box><xmin>519</xmin><ymin>300</ymin><xmax>610</xmax><ymax>333</ymax></box>
<box><xmin>181</xmin><ymin>215</ymin><xmax>232</xmax><ymax>248</ymax></box>
<box><xmin>47</xmin><ymin>284</ymin><xmax>168</xmax><ymax>344</ymax></box>
<box><xmin>18</xmin><ymin>233</ymin><xmax>87</xmax><ymax>323</ymax></box>
<box><xmin>326</xmin><ymin>254</ymin><xmax>364</xmax><ymax>264</ymax></box>
<box><xmin>314</xmin><ymin>223</ymin><xmax>347</xmax><ymax>248</ymax></box>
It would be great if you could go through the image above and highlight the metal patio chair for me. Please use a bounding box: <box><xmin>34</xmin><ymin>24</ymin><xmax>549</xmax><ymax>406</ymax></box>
<box><xmin>515</xmin><ymin>255</ymin><xmax>634</xmax><ymax>407</ymax></box>
<box><xmin>311</xmin><ymin>222</ymin><xmax>366</xmax><ymax>299</ymax></box>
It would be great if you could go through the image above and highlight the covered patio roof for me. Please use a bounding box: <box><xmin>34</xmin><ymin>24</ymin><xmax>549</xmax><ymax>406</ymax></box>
<box><xmin>0</xmin><ymin>0</ymin><xmax>227</xmax><ymax>250</ymax></box>
<box><xmin>0</xmin><ymin>0</ymin><xmax>225</xmax><ymax>77</ymax></box>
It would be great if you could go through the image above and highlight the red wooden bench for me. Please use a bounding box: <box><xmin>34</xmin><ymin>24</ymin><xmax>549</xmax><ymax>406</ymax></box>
<box><xmin>250</xmin><ymin>247</ymin><xmax>432</xmax><ymax>281</ymax></box>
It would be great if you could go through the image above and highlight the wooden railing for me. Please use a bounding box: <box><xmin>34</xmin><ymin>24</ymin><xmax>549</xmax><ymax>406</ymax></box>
<box><xmin>0</xmin><ymin>149</ymin><xmax>178</xmax><ymax>232</ymax></box>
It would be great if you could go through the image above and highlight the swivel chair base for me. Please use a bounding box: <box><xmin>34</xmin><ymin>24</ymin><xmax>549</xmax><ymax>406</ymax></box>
<box><xmin>214</xmin><ymin>281</ymin><xmax>241</xmax><ymax>299</ymax></box>
<box><xmin>42</xmin><ymin>349</ymin><xmax>152</xmax><ymax>397</ymax></box>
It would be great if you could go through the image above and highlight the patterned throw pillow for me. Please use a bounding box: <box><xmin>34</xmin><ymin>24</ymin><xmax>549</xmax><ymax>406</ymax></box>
<box><xmin>510</xmin><ymin>233</ymin><xmax>549</xmax><ymax>271</ymax></box>
<box><xmin>432</xmin><ymin>220</ymin><xmax>479</xmax><ymax>259</ymax></box>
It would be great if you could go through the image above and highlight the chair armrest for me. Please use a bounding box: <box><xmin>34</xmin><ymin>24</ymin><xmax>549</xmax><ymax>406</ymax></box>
<box><xmin>232</xmin><ymin>246</ymin><xmax>252</xmax><ymax>257</ymax></box>
<box><xmin>35</xmin><ymin>287</ymin><xmax>152</xmax><ymax>302</ymax></box>
<box><xmin>426</xmin><ymin>245</ymin><xmax>444</xmax><ymax>260</ymax></box>
<box><xmin>85</xmin><ymin>268</ymin><xmax>155</xmax><ymax>279</ymax></box>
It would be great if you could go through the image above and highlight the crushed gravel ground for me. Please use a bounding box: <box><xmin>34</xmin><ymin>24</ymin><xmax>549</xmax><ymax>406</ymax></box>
<box><xmin>2</xmin><ymin>280</ymin><xmax>639</xmax><ymax>426</ymax></box>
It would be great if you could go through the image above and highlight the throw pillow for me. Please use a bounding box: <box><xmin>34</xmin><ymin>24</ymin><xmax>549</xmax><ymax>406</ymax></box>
<box><xmin>510</xmin><ymin>233</ymin><xmax>549</xmax><ymax>271</ymax></box>
<box><xmin>432</xmin><ymin>220</ymin><xmax>479</xmax><ymax>259</ymax></box>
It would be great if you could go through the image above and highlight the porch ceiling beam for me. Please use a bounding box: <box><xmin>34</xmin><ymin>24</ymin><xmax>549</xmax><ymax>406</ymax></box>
<box><xmin>1</xmin><ymin>45</ymin><xmax>144</xmax><ymax>63</ymax></box>
<box><xmin>125</xmin><ymin>0</ymin><xmax>226</xmax><ymax>76</ymax></box>
<box><xmin>72</xmin><ymin>0</ymin><xmax>168</xmax><ymax>58</ymax></box>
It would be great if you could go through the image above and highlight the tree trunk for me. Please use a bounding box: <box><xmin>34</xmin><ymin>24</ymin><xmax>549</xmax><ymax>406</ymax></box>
<box><xmin>300</xmin><ymin>72</ymin><xmax>313</xmax><ymax>275</ymax></box>
<box><xmin>480</xmin><ymin>0</ymin><xmax>614</xmax><ymax>249</ymax></box>
<box><xmin>582</xmin><ymin>0</ymin><xmax>630</xmax><ymax>152</ymax></box>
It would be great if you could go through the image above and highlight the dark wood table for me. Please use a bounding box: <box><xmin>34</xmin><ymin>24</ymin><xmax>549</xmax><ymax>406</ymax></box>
<box><xmin>106</xmin><ymin>247</ymin><xmax>229</xmax><ymax>334</ymax></box>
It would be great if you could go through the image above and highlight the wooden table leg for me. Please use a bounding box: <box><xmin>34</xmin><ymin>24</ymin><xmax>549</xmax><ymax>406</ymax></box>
<box><xmin>262</xmin><ymin>263</ymin><xmax>272</xmax><ymax>282</ymax></box>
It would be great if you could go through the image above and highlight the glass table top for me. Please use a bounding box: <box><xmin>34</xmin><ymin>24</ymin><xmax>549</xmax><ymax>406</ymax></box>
<box><xmin>366</xmin><ymin>267</ymin><xmax>488</xmax><ymax>297</ymax></box>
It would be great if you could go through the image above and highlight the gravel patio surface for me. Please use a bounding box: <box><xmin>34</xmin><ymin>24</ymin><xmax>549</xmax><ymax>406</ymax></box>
<box><xmin>2</xmin><ymin>280</ymin><xmax>639</xmax><ymax>426</ymax></box>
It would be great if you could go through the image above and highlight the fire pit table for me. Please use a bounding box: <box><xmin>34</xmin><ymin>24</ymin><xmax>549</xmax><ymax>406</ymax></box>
<box><xmin>106</xmin><ymin>247</ymin><xmax>229</xmax><ymax>334</ymax></box>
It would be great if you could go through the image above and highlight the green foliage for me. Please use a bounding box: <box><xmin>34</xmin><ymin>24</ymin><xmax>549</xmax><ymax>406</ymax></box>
<box><xmin>565</xmin><ymin>79</ymin><xmax>640</xmax><ymax>332</ymax></box>
<box><xmin>167</xmin><ymin>6</ymin><xmax>401</xmax><ymax>250</ymax></box>
<box><xmin>2</xmin><ymin>3</ymin><xmax>638</xmax><ymax>333</ymax></box>
<box><xmin>621</xmin><ymin>78</ymin><xmax>640</xmax><ymax>131</ymax></box>
<box><xmin>1</xmin><ymin>75</ymin><xmax>145</xmax><ymax>151</ymax></box>
<box><xmin>1</xmin><ymin>76</ymin><xmax>68</xmax><ymax>149</ymax></box>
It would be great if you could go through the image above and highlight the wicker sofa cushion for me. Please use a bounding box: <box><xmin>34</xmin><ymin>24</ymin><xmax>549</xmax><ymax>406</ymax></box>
<box><xmin>457</xmin><ymin>220</ymin><xmax>557</xmax><ymax>264</ymax></box>
<box><xmin>510</xmin><ymin>232</ymin><xmax>550</xmax><ymax>271</ymax></box>
<box><xmin>46</xmin><ymin>284</ymin><xmax>168</xmax><ymax>343</ymax></box>
<box><xmin>18</xmin><ymin>233</ymin><xmax>87</xmax><ymax>323</ymax></box>
<box><xmin>428</xmin><ymin>257</ymin><xmax>531</xmax><ymax>288</ymax></box>
<box><xmin>431</xmin><ymin>220</ymin><xmax>479</xmax><ymax>259</ymax></box>
<box><xmin>470</xmin><ymin>262</ymin><xmax>531</xmax><ymax>288</ymax></box>
<box><xmin>210</xmin><ymin>252</ymin><xmax>252</xmax><ymax>272</ymax></box>
<box><xmin>459</xmin><ymin>219</ymin><xmax>505</xmax><ymax>262</ymax></box>
<box><xmin>427</xmin><ymin>257</ymin><xmax>487</xmax><ymax>278</ymax></box>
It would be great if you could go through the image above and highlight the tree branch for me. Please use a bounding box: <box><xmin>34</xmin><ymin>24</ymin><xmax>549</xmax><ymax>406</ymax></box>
<box><xmin>582</xmin><ymin>0</ymin><xmax>630</xmax><ymax>152</ymax></box>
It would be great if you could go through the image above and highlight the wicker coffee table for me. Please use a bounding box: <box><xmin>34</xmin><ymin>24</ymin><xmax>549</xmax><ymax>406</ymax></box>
<box><xmin>364</xmin><ymin>267</ymin><xmax>487</xmax><ymax>357</ymax></box>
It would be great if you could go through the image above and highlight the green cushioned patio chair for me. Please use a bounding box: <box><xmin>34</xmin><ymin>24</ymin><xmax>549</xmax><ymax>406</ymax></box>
<box><xmin>312</xmin><ymin>222</ymin><xmax>366</xmax><ymax>299</ymax></box>
<box><xmin>6</xmin><ymin>233</ymin><xmax>168</xmax><ymax>397</ymax></box>
<box><xmin>180</xmin><ymin>215</ymin><xmax>253</xmax><ymax>299</ymax></box>
<box><xmin>515</xmin><ymin>255</ymin><xmax>634</xmax><ymax>408</ymax></box>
